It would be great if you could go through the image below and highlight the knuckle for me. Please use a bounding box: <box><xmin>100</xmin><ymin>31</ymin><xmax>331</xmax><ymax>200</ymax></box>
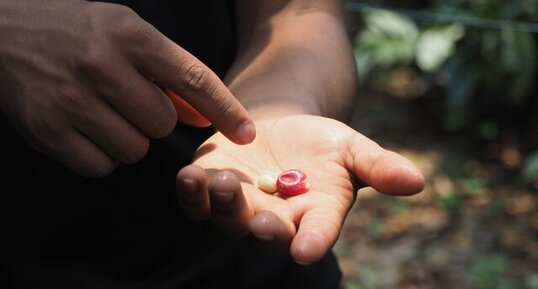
<box><xmin>68</xmin><ymin>138</ymin><xmax>119</xmax><ymax>179</ymax></box>
<box><xmin>82</xmin><ymin>4</ymin><xmax>142</xmax><ymax>65</ymax></box>
<box><xmin>112</xmin><ymin>9</ymin><xmax>144</xmax><ymax>39</ymax></box>
<box><xmin>99</xmin><ymin>4</ymin><xmax>150</xmax><ymax>45</ymax></box>
<box><xmin>58</xmin><ymin>85</ymin><xmax>85</xmax><ymax>112</ymax></box>
<box><xmin>94</xmin><ymin>3</ymin><xmax>139</xmax><ymax>31</ymax></box>
<box><xmin>182</xmin><ymin>63</ymin><xmax>210</xmax><ymax>91</ymax></box>
<box><xmin>24</xmin><ymin>114</ymin><xmax>61</xmax><ymax>151</ymax></box>
<box><xmin>148</xmin><ymin>106</ymin><xmax>177</xmax><ymax>138</ymax></box>
<box><xmin>77</xmin><ymin>41</ymin><xmax>109</xmax><ymax>78</ymax></box>
<box><xmin>108</xmin><ymin>4</ymin><xmax>139</xmax><ymax>20</ymax></box>
<box><xmin>86</xmin><ymin>160</ymin><xmax>118</xmax><ymax>179</ymax></box>
<box><xmin>121</xmin><ymin>137</ymin><xmax>150</xmax><ymax>164</ymax></box>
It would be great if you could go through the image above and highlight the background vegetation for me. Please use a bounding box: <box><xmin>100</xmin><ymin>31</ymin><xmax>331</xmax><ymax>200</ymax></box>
<box><xmin>335</xmin><ymin>1</ymin><xmax>538</xmax><ymax>288</ymax></box>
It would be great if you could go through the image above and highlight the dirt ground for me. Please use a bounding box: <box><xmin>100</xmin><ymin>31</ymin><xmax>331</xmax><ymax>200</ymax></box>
<box><xmin>333</xmin><ymin>91</ymin><xmax>538</xmax><ymax>289</ymax></box>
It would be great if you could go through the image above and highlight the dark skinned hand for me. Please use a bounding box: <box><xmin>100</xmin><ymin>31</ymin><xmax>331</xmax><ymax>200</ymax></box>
<box><xmin>0</xmin><ymin>0</ymin><xmax>255</xmax><ymax>178</ymax></box>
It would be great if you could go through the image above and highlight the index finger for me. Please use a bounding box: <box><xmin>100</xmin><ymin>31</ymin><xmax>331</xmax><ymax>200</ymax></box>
<box><xmin>131</xmin><ymin>27</ymin><xmax>255</xmax><ymax>145</ymax></box>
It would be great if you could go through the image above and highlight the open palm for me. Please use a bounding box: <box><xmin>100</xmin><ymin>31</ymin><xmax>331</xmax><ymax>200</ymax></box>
<box><xmin>177</xmin><ymin>115</ymin><xmax>424</xmax><ymax>264</ymax></box>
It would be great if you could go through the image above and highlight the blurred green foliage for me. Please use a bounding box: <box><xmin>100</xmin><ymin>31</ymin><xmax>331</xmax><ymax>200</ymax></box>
<box><xmin>350</xmin><ymin>0</ymin><xmax>538</xmax><ymax>186</ymax></box>
<box><xmin>466</xmin><ymin>255</ymin><xmax>519</xmax><ymax>289</ymax></box>
<box><xmin>439</xmin><ymin>193</ymin><xmax>463</xmax><ymax>214</ymax></box>
<box><xmin>353</xmin><ymin>0</ymin><xmax>537</xmax><ymax>125</ymax></box>
<box><xmin>522</xmin><ymin>152</ymin><xmax>538</xmax><ymax>183</ymax></box>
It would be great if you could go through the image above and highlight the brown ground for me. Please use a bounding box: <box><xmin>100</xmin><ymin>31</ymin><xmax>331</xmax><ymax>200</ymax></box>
<box><xmin>334</xmin><ymin>91</ymin><xmax>538</xmax><ymax>289</ymax></box>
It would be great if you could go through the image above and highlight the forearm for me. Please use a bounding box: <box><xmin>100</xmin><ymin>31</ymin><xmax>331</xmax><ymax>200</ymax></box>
<box><xmin>226</xmin><ymin>0</ymin><xmax>357</xmax><ymax>122</ymax></box>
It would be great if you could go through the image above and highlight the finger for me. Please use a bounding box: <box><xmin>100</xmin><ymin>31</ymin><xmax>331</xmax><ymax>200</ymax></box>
<box><xmin>74</xmin><ymin>97</ymin><xmax>149</xmax><ymax>165</ymax></box>
<box><xmin>290</xmin><ymin>196</ymin><xmax>348</xmax><ymax>265</ymax></box>
<box><xmin>164</xmin><ymin>89</ymin><xmax>211</xmax><ymax>127</ymax></box>
<box><xmin>176</xmin><ymin>164</ymin><xmax>211</xmax><ymax>220</ymax></box>
<box><xmin>99</xmin><ymin>62</ymin><xmax>177</xmax><ymax>139</ymax></box>
<box><xmin>130</xmin><ymin>27</ymin><xmax>255</xmax><ymax>145</ymax></box>
<box><xmin>249</xmin><ymin>210</ymin><xmax>295</xmax><ymax>246</ymax></box>
<box><xmin>47</xmin><ymin>128</ymin><xmax>119</xmax><ymax>178</ymax></box>
<box><xmin>346</xmin><ymin>132</ymin><xmax>425</xmax><ymax>196</ymax></box>
<box><xmin>208</xmin><ymin>170</ymin><xmax>254</xmax><ymax>238</ymax></box>
<box><xmin>237</xmin><ymin>181</ymin><xmax>297</xmax><ymax>244</ymax></box>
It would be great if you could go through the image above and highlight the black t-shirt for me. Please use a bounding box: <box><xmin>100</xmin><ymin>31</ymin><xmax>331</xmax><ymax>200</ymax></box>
<box><xmin>0</xmin><ymin>2</ymin><xmax>341</xmax><ymax>288</ymax></box>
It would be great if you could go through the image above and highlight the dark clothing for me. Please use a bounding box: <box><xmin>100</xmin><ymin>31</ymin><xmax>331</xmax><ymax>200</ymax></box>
<box><xmin>0</xmin><ymin>1</ymin><xmax>342</xmax><ymax>288</ymax></box>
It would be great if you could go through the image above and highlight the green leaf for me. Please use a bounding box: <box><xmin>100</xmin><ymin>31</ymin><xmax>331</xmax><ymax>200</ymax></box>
<box><xmin>362</xmin><ymin>9</ymin><xmax>419</xmax><ymax>39</ymax></box>
<box><xmin>522</xmin><ymin>151</ymin><xmax>538</xmax><ymax>183</ymax></box>
<box><xmin>466</xmin><ymin>255</ymin><xmax>508</xmax><ymax>289</ymax></box>
<box><xmin>440</xmin><ymin>193</ymin><xmax>462</xmax><ymax>214</ymax></box>
<box><xmin>355</xmin><ymin>50</ymin><xmax>374</xmax><ymax>83</ymax></box>
<box><xmin>355</xmin><ymin>9</ymin><xmax>419</xmax><ymax>71</ymax></box>
<box><xmin>416</xmin><ymin>24</ymin><xmax>465</xmax><ymax>72</ymax></box>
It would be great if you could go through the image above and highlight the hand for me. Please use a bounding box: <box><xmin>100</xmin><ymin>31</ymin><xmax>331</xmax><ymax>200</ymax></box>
<box><xmin>177</xmin><ymin>115</ymin><xmax>424</xmax><ymax>264</ymax></box>
<box><xmin>0</xmin><ymin>0</ymin><xmax>255</xmax><ymax>178</ymax></box>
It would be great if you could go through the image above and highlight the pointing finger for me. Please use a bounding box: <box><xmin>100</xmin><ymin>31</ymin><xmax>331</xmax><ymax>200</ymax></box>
<box><xmin>131</xmin><ymin>26</ymin><xmax>256</xmax><ymax>145</ymax></box>
<box><xmin>164</xmin><ymin>89</ymin><xmax>211</xmax><ymax>127</ymax></box>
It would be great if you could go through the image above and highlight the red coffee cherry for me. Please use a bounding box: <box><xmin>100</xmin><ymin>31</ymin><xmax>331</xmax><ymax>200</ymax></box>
<box><xmin>277</xmin><ymin>169</ymin><xmax>309</xmax><ymax>196</ymax></box>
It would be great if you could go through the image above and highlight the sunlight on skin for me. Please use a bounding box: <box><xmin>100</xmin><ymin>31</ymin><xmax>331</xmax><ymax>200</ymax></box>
<box><xmin>177</xmin><ymin>115</ymin><xmax>425</xmax><ymax>264</ymax></box>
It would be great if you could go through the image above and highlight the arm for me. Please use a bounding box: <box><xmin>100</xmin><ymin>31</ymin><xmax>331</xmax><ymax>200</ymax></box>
<box><xmin>176</xmin><ymin>0</ymin><xmax>424</xmax><ymax>265</ymax></box>
<box><xmin>226</xmin><ymin>0</ymin><xmax>357</xmax><ymax>122</ymax></box>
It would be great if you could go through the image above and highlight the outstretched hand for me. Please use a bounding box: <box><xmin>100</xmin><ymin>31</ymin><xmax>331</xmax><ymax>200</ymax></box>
<box><xmin>177</xmin><ymin>115</ymin><xmax>424</xmax><ymax>265</ymax></box>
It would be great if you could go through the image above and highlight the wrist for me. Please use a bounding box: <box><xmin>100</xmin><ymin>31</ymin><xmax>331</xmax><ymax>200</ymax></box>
<box><xmin>243</xmin><ymin>101</ymin><xmax>322</xmax><ymax>122</ymax></box>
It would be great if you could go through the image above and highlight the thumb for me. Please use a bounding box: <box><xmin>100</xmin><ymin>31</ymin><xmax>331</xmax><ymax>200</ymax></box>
<box><xmin>346</xmin><ymin>132</ymin><xmax>425</xmax><ymax>196</ymax></box>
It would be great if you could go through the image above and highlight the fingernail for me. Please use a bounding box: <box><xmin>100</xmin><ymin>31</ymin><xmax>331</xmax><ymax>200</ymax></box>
<box><xmin>212</xmin><ymin>191</ymin><xmax>234</xmax><ymax>204</ymax></box>
<box><xmin>236</xmin><ymin>122</ymin><xmax>255</xmax><ymax>144</ymax></box>
<box><xmin>253</xmin><ymin>233</ymin><xmax>275</xmax><ymax>242</ymax></box>
<box><xmin>295</xmin><ymin>260</ymin><xmax>312</xmax><ymax>266</ymax></box>
<box><xmin>179</xmin><ymin>178</ymin><xmax>198</xmax><ymax>193</ymax></box>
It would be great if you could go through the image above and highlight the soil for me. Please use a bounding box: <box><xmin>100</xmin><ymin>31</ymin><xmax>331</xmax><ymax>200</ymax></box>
<box><xmin>334</xmin><ymin>91</ymin><xmax>538</xmax><ymax>289</ymax></box>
